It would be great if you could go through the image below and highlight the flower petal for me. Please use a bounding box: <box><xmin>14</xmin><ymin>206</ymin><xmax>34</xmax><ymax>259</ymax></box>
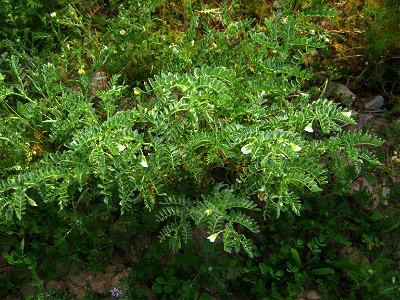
<box><xmin>140</xmin><ymin>155</ymin><xmax>148</xmax><ymax>168</ymax></box>
<box><xmin>207</xmin><ymin>233</ymin><xmax>219</xmax><ymax>243</ymax></box>
<box><xmin>241</xmin><ymin>143</ymin><xmax>253</xmax><ymax>155</ymax></box>
<box><xmin>289</xmin><ymin>143</ymin><xmax>302</xmax><ymax>152</ymax></box>
<box><xmin>342</xmin><ymin>111</ymin><xmax>352</xmax><ymax>118</ymax></box>
<box><xmin>304</xmin><ymin>123</ymin><xmax>314</xmax><ymax>133</ymax></box>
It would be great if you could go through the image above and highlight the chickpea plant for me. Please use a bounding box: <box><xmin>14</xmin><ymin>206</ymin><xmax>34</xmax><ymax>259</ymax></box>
<box><xmin>0</xmin><ymin>64</ymin><xmax>382</xmax><ymax>258</ymax></box>
<box><xmin>0</xmin><ymin>2</ymin><xmax>382</xmax><ymax>260</ymax></box>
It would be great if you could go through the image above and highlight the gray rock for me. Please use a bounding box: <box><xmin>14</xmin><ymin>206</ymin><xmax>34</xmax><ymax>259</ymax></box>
<box><xmin>273</xmin><ymin>0</ymin><xmax>282</xmax><ymax>10</ymax></box>
<box><xmin>325</xmin><ymin>81</ymin><xmax>356</xmax><ymax>107</ymax></box>
<box><xmin>364</xmin><ymin>95</ymin><xmax>384</xmax><ymax>110</ymax></box>
<box><xmin>382</xmin><ymin>186</ymin><xmax>390</xmax><ymax>197</ymax></box>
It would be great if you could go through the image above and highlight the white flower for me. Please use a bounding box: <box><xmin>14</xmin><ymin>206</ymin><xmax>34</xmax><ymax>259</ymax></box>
<box><xmin>140</xmin><ymin>155</ymin><xmax>148</xmax><ymax>168</ymax></box>
<box><xmin>310</xmin><ymin>30</ymin><xmax>316</xmax><ymax>35</ymax></box>
<box><xmin>300</xmin><ymin>92</ymin><xmax>309</xmax><ymax>98</ymax></box>
<box><xmin>50</xmin><ymin>12</ymin><xmax>56</xmax><ymax>18</ymax></box>
<box><xmin>304</xmin><ymin>123</ymin><xmax>314</xmax><ymax>133</ymax></box>
<box><xmin>119</xmin><ymin>29</ymin><xmax>127</xmax><ymax>36</ymax></box>
<box><xmin>241</xmin><ymin>143</ymin><xmax>253</xmax><ymax>155</ymax></box>
<box><xmin>324</xmin><ymin>37</ymin><xmax>330</xmax><ymax>43</ymax></box>
<box><xmin>118</xmin><ymin>144</ymin><xmax>126</xmax><ymax>152</ymax></box>
<box><xmin>342</xmin><ymin>111</ymin><xmax>352</xmax><ymax>118</ymax></box>
<box><xmin>289</xmin><ymin>143</ymin><xmax>302</xmax><ymax>152</ymax></box>
<box><xmin>207</xmin><ymin>232</ymin><xmax>220</xmax><ymax>243</ymax></box>
<box><xmin>172</xmin><ymin>46</ymin><xmax>179</xmax><ymax>55</ymax></box>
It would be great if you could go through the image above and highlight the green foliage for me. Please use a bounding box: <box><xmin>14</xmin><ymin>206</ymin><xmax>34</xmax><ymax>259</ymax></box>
<box><xmin>0</xmin><ymin>1</ymin><xmax>398</xmax><ymax>299</ymax></box>
<box><xmin>362</xmin><ymin>0</ymin><xmax>400</xmax><ymax>94</ymax></box>
<box><xmin>1</xmin><ymin>61</ymin><xmax>382</xmax><ymax>259</ymax></box>
<box><xmin>364</xmin><ymin>0</ymin><xmax>400</xmax><ymax>61</ymax></box>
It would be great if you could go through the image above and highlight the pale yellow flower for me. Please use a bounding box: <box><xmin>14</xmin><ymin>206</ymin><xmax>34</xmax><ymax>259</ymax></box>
<box><xmin>119</xmin><ymin>29</ymin><xmax>127</xmax><ymax>36</ymax></box>
<box><xmin>289</xmin><ymin>143</ymin><xmax>302</xmax><ymax>152</ymax></box>
<box><xmin>134</xmin><ymin>89</ymin><xmax>141</xmax><ymax>95</ymax></box>
<box><xmin>207</xmin><ymin>232</ymin><xmax>220</xmax><ymax>243</ymax></box>
<box><xmin>304</xmin><ymin>123</ymin><xmax>314</xmax><ymax>133</ymax></box>
<box><xmin>140</xmin><ymin>155</ymin><xmax>148</xmax><ymax>168</ymax></box>
<box><xmin>78</xmin><ymin>68</ymin><xmax>85</xmax><ymax>75</ymax></box>
<box><xmin>50</xmin><ymin>12</ymin><xmax>56</xmax><ymax>18</ymax></box>
<box><xmin>342</xmin><ymin>111</ymin><xmax>352</xmax><ymax>118</ymax></box>
<box><xmin>241</xmin><ymin>143</ymin><xmax>253</xmax><ymax>155</ymax></box>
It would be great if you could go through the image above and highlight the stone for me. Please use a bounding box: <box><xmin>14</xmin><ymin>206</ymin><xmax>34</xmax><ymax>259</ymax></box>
<box><xmin>298</xmin><ymin>290</ymin><xmax>322</xmax><ymax>300</ymax></box>
<box><xmin>382</xmin><ymin>186</ymin><xmax>390</xmax><ymax>197</ymax></box>
<box><xmin>46</xmin><ymin>280</ymin><xmax>66</xmax><ymax>290</ymax></box>
<box><xmin>364</xmin><ymin>95</ymin><xmax>384</xmax><ymax>110</ymax></box>
<box><xmin>352</xmin><ymin>176</ymin><xmax>380</xmax><ymax>209</ymax></box>
<box><xmin>273</xmin><ymin>0</ymin><xmax>282</xmax><ymax>10</ymax></box>
<box><xmin>64</xmin><ymin>264</ymin><xmax>132</xmax><ymax>298</ymax></box>
<box><xmin>325</xmin><ymin>81</ymin><xmax>356</xmax><ymax>107</ymax></box>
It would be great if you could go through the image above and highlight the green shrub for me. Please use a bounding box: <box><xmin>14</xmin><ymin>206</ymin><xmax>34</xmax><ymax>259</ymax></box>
<box><xmin>1</xmin><ymin>61</ymin><xmax>382</xmax><ymax>257</ymax></box>
<box><xmin>1</xmin><ymin>1</ymin><xmax>396</xmax><ymax>299</ymax></box>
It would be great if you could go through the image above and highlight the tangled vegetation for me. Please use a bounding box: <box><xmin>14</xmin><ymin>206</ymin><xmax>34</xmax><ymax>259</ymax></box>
<box><xmin>0</xmin><ymin>1</ymin><xmax>399</xmax><ymax>299</ymax></box>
